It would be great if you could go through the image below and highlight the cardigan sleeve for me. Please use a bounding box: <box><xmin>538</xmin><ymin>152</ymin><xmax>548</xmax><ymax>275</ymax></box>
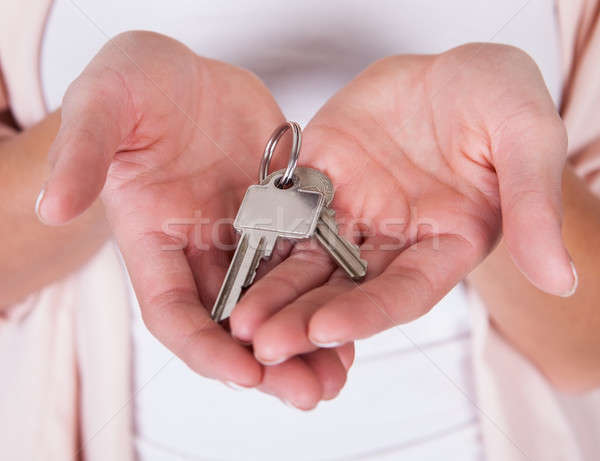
<box><xmin>558</xmin><ymin>0</ymin><xmax>600</xmax><ymax>158</ymax></box>
<box><xmin>0</xmin><ymin>64</ymin><xmax>17</xmax><ymax>139</ymax></box>
<box><xmin>0</xmin><ymin>0</ymin><xmax>52</xmax><ymax>129</ymax></box>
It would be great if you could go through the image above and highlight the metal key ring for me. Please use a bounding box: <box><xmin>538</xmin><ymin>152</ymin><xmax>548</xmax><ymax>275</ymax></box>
<box><xmin>259</xmin><ymin>121</ymin><xmax>301</xmax><ymax>187</ymax></box>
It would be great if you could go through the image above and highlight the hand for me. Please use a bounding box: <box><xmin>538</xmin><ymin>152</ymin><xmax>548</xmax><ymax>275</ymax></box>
<box><xmin>231</xmin><ymin>44</ymin><xmax>576</xmax><ymax>364</ymax></box>
<box><xmin>38</xmin><ymin>31</ymin><xmax>353</xmax><ymax>409</ymax></box>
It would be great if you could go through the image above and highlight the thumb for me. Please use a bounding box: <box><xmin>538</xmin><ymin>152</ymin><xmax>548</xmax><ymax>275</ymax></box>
<box><xmin>36</xmin><ymin>70</ymin><xmax>135</xmax><ymax>225</ymax></box>
<box><xmin>495</xmin><ymin>114</ymin><xmax>577</xmax><ymax>297</ymax></box>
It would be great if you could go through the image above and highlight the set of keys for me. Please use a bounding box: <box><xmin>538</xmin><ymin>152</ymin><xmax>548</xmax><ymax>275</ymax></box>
<box><xmin>211</xmin><ymin>121</ymin><xmax>367</xmax><ymax>322</ymax></box>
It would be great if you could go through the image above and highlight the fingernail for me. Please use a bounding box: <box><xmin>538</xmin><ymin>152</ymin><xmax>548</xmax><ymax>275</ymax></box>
<box><xmin>560</xmin><ymin>261</ymin><xmax>578</xmax><ymax>297</ymax></box>
<box><xmin>282</xmin><ymin>399</ymin><xmax>296</xmax><ymax>408</ymax></box>
<box><xmin>232</xmin><ymin>335</ymin><xmax>252</xmax><ymax>346</ymax></box>
<box><xmin>309</xmin><ymin>338</ymin><xmax>343</xmax><ymax>348</ymax></box>
<box><xmin>35</xmin><ymin>186</ymin><xmax>47</xmax><ymax>223</ymax></box>
<box><xmin>223</xmin><ymin>381</ymin><xmax>247</xmax><ymax>391</ymax></box>
<box><xmin>256</xmin><ymin>355</ymin><xmax>287</xmax><ymax>366</ymax></box>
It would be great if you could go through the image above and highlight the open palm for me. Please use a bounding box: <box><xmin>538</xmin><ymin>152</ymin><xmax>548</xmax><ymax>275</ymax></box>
<box><xmin>40</xmin><ymin>31</ymin><xmax>352</xmax><ymax>408</ymax></box>
<box><xmin>230</xmin><ymin>44</ymin><xmax>576</xmax><ymax>365</ymax></box>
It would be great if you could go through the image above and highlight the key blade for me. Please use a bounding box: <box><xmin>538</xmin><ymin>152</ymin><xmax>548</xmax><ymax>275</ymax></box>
<box><xmin>243</xmin><ymin>242</ymin><xmax>266</xmax><ymax>288</ymax></box>
<box><xmin>315</xmin><ymin>215</ymin><xmax>367</xmax><ymax>280</ymax></box>
<box><xmin>211</xmin><ymin>231</ymin><xmax>275</xmax><ymax>322</ymax></box>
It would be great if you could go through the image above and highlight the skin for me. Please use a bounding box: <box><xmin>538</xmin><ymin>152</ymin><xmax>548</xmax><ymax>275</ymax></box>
<box><xmin>0</xmin><ymin>111</ymin><xmax>109</xmax><ymax>308</ymax></box>
<box><xmin>469</xmin><ymin>165</ymin><xmax>600</xmax><ymax>392</ymax></box>
<box><xmin>35</xmin><ymin>31</ymin><xmax>352</xmax><ymax>409</ymax></box>
<box><xmin>28</xmin><ymin>31</ymin><xmax>597</xmax><ymax>408</ymax></box>
<box><xmin>231</xmin><ymin>44</ymin><xmax>577</xmax><ymax>364</ymax></box>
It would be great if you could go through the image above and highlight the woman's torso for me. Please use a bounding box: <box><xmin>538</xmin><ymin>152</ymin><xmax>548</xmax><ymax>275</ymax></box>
<box><xmin>39</xmin><ymin>1</ymin><xmax>561</xmax><ymax>460</ymax></box>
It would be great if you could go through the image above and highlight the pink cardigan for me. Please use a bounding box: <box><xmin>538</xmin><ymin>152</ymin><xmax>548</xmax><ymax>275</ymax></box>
<box><xmin>0</xmin><ymin>1</ymin><xmax>598</xmax><ymax>460</ymax></box>
<box><xmin>0</xmin><ymin>4</ymin><xmax>133</xmax><ymax>460</ymax></box>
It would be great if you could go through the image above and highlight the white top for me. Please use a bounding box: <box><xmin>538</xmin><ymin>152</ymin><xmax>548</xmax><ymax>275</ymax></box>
<box><xmin>40</xmin><ymin>1</ymin><xmax>561</xmax><ymax>460</ymax></box>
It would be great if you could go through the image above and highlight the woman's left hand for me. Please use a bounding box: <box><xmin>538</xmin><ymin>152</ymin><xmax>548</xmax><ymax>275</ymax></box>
<box><xmin>231</xmin><ymin>43</ymin><xmax>576</xmax><ymax>364</ymax></box>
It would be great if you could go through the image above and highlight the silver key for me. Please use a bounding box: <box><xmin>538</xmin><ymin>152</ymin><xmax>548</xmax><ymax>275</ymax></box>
<box><xmin>314</xmin><ymin>207</ymin><xmax>367</xmax><ymax>280</ymax></box>
<box><xmin>263</xmin><ymin>167</ymin><xmax>334</xmax><ymax>205</ymax></box>
<box><xmin>263</xmin><ymin>167</ymin><xmax>367</xmax><ymax>280</ymax></box>
<box><xmin>211</xmin><ymin>174</ymin><xmax>325</xmax><ymax>322</ymax></box>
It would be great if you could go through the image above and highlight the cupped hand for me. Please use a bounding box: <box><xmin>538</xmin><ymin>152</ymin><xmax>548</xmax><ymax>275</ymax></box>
<box><xmin>38</xmin><ymin>31</ymin><xmax>352</xmax><ymax>409</ymax></box>
<box><xmin>231</xmin><ymin>43</ymin><xmax>576</xmax><ymax>364</ymax></box>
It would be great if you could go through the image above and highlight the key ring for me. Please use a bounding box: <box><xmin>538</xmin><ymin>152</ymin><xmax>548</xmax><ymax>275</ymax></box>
<box><xmin>259</xmin><ymin>121</ymin><xmax>301</xmax><ymax>187</ymax></box>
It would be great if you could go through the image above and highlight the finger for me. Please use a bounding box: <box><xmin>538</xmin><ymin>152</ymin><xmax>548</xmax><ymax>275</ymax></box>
<box><xmin>38</xmin><ymin>70</ymin><xmax>135</xmax><ymax>225</ymax></box>
<box><xmin>252</xmin><ymin>278</ymin><xmax>351</xmax><ymax>363</ymax></box>
<box><xmin>335</xmin><ymin>342</ymin><xmax>355</xmax><ymax>371</ymax></box>
<box><xmin>494</xmin><ymin>114</ymin><xmax>577</xmax><ymax>297</ymax></box>
<box><xmin>308</xmin><ymin>234</ymin><xmax>479</xmax><ymax>345</ymax></box>
<box><xmin>257</xmin><ymin>356</ymin><xmax>323</xmax><ymax>410</ymax></box>
<box><xmin>302</xmin><ymin>348</ymin><xmax>348</xmax><ymax>400</ymax></box>
<box><xmin>229</xmin><ymin>241</ymin><xmax>335</xmax><ymax>343</ymax></box>
<box><xmin>252</xmin><ymin>235</ymin><xmax>399</xmax><ymax>361</ymax></box>
<box><xmin>121</xmin><ymin>230</ymin><xmax>263</xmax><ymax>387</ymax></box>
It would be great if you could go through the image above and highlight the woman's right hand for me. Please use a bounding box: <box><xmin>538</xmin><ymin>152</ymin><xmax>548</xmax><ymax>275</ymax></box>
<box><xmin>38</xmin><ymin>31</ymin><xmax>352</xmax><ymax>409</ymax></box>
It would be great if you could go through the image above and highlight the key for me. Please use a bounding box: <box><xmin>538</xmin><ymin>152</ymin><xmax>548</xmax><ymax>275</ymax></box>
<box><xmin>314</xmin><ymin>207</ymin><xmax>367</xmax><ymax>280</ymax></box>
<box><xmin>263</xmin><ymin>167</ymin><xmax>367</xmax><ymax>280</ymax></box>
<box><xmin>211</xmin><ymin>174</ymin><xmax>325</xmax><ymax>322</ymax></box>
<box><xmin>262</xmin><ymin>166</ymin><xmax>333</xmax><ymax>205</ymax></box>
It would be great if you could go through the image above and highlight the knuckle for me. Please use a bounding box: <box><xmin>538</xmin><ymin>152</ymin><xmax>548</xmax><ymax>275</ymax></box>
<box><xmin>66</xmin><ymin>63</ymin><xmax>126</xmax><ymax>102</ymax></box>
<box><xmin>484</xmin><ymin>43</ymin><xmax>534</xmax><ymax>66</ymax></box>
<box><xmin>292</xmin><ymin>245</ymin><xmax>334</xmax><ymax>267</ymax></box>
<box><xmin>453</xmin><ymin>43</ymin><xmax>537</xmax><ymax>73</ymax></box>
<box><xmin>142</xmin><ymin>230</ymin><xmax>190</xmax><ymax>253</ymax></box>
<box><xmin>112</xmin><ymin>29</ymin><xmax>162</xmax><ymax>46</ymax></box>
<box><xmin>140</xmin><ymin>286</ymin><xmax>204</xmax><ymax>334</ymax></box>
<box><xmin>63</xmin><ymin>65</ymin><xmax>135</xmax><ymax>135</ymax></box>
<box><xmin>262</xmin><ymin>271</ymin><xmax>304</xmax><ymax>300</ymax></box>
<box><xmin>384</xmin><ymin>266</ymin><xmax>436</xmax><ymax>321</ymax></box>
<box><xmin>177</xmin><ymin>326</ymin><xmax>214</xmax><ymax>370</ymax></box>
<box><xmin>502</xmin><ymin>110</ymin><xmax>567</xmax><ymax>158</ymax></box>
